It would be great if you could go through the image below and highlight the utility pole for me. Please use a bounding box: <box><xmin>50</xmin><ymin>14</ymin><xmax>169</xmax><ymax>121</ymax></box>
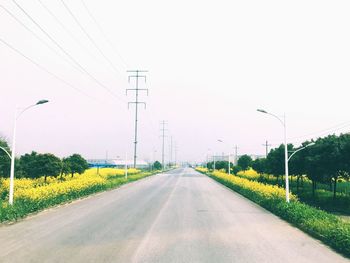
<box><xmin>174</xmin><ymin>141</ymin><xmax>178</xmax><ymax>167</ymax></box>
<box><xmin>127</xmin><ymin>70</ymin><xmax>148</xmax><ymax>168</ymax></box>
<box><xmin>105</xmin><ymin>150</ymin><xmax>108</xmax><ymax>165</ymax></box>
<box><xmin>160</xmin><ymin>120</ymin><xmax>168</xmax><ymax>171</ymax></box>
<box><xmin>234</xmin><ymin>145</ymin><xmax>239</xmax><ymax>165</ymax></box>
<box><xmin>125</xmin><ymin>152</ymin><xmax>128</xmax><ymax>179</ymax></box>
<box><xmin>169</xmin><ymin>136</ymin><xmax>173</xmax><ymax>167</ymax></box>
<box><xmin>262</xmin><ymin>140</ymin><xmax>272</xmax><ymax>157</ymax></box>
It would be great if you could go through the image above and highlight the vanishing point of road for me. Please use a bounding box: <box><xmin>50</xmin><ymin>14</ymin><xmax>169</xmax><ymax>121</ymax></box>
<box><xmin>0</xmin><ymin>168</ymin><xmax>348</xmax><ymax>263</ymax></box>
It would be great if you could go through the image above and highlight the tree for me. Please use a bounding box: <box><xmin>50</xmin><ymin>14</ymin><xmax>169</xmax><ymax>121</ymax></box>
<box><xmin>304</xmin><ymin>135</ymin><xmax>340</xmax><ymax>197</ymax></box>
<box><xmin>237</xmin><ymin>155</ymin><xmax>253</xmax><ymax>171</ymax></box>
<box><xmin>19</xmin><ymin>151</ymin><xmax>40</xmax><ymax>179</ymax></box>
<box><xmin>206</xmin><ymin>161</ymin><xmax>214</xmax><ymax>170</ymax></box>
<box><xmin>265</xmin><ymin>144</ymin><xmax>293</xmax><ymax>186</ymax></box>
<box><xmin>153</xmin><ymin>161</ymin><xmax>162</xmax><ymax>170</ymax></box>
<box><xmin>36</xmin><ymin>153</ymin><xmax>62</xmax><ymax>181</ymax></box>
<box><xmin>289</xmin><ymin>141</ymin><xmax>311</xmax><ymax>192</ymax></box>
<box><xmin>232</xmin><ymin>165</ymin><xmax>242</xmax><ymax>174</ymax></box>
<box><xmin>65</xmin><ymin>154</ymin><xmax>89</xmax><ymax>177</ymax></box>
<box><xmin>19</xmin><ymin>152</ymin><xmax>61</xmax><ymax>181</ymax></box>
<box><xmin>60</xmin><ymin>157</ymin><xmax>71</xmax><ymax>179</ymax></box>
<box><xmin>252</xmin><ymin>158</ymin><xmax>267</xmax><ymax>174</ymax></box>
<box><xmin>0</xmin><ymin>137</ymin><xmax>11</xmax><ymax>178</ymax></box>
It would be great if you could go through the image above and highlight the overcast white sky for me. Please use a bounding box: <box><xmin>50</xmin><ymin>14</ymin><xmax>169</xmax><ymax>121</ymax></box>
<box><xmin>1</xmin><ymin>0</ymin><xmax>350</xmax><ymax>163</ymax></box>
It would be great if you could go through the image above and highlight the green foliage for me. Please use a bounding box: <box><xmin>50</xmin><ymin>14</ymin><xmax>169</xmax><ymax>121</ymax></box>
<box><xmin>19</xmin><ymin>152</ymin><xmax>38</xmax><ymax>178</ymax></box>
<box><xmin>0</xmin><ymin>137</ymin><xmax>11</xmax><ymax>178</ymax></box>
<box><xmin>37</xmin><ymin>153</ymin><xmax>62</xmax><ymax>181</ymax></box>
<box><xmin>19</xmin><ymin>152</ymin><xmax>61</xmax><ymax>181</ymax></box>
<box><xmin>237</xmin><ymin>154</ymin><xmax>252</xmax><ymax>171</ymax></box>
<box><xmin>232</xmin><ymin>165</ymin><xmax>242</xmax><ymax>174</ymax></box>
<box><xmin>153</xmin><ymin>160</ymin><xmax>162</xmax><ymax>170</ymax></box>
<box><xmin>251</xmin><ymin>158</ymin><xmax>267</xmax><ymax>174</ymax></box>
<box><xmin>251</xmin><ymin>134</ymin><xmax>350</xmax><ymax>199</ymax></box>
<box><xmin>206</xmin><ymin>161</ymin><xmax>233</xmax><ymax>173</ymax></box>
<box><xmin>64</xmin><ymin>154</ymin><xmax>89</xmax><ymax>177</ymax></box>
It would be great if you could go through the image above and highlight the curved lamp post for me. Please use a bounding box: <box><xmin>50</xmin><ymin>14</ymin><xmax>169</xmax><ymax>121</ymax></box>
<box><xmin>9</xmin><ymin>99</ymin><xmax>49</xmax><ymax>205</ymax></box>
<box><xmin>0</xmin><ymin>146</ymin><xmax>11</xmax><ymax>159</ymax></box>
<box><xmin>257</xmin><ymin>109</ymin><xmax>290</xmax><ymax>202</ymax></box>
<box><xmin>288</xmin><ymin>142</ymin><xmax>315</xmax><ymax>162</ymax></box>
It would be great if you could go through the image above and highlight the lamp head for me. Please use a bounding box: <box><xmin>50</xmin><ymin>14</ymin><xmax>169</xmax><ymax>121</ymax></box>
<box><xmin>36</xmin><ymin>100</ymin><xmax>49</xmax><ymax>105</ymax></box>
<box><xmin>257</xmin><ymin>109</ymin><xmax>267</xmax><ymax>114</ymax></box>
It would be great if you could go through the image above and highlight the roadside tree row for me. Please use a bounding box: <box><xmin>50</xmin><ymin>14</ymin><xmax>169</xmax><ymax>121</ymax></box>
<box><xmin>252</xmin><ymin>133</ymin><xmax>350</xmax><ymax>198</ymax></box>
<box><xmin>0</xmin><ymin>137</ymin><xmax>89</xmax><ymax>181</ymax></box>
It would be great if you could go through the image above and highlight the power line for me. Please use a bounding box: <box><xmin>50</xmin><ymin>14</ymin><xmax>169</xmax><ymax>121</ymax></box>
<box><xmin>288</xmin><ymin>121</ymin><xmax>350</xmax><ymax>141</ymax></box>
<box><xmin>290</xmin><ymin>123</ymin><xmax>350</xmax><ymax>145</ymax></box>
<box><xmin>60</xmin><ymin>0</ymin><xmax>123</xmax><ymax>76</ymax></box>
<box><xmin>0</xmin><ymin>37</ymin><xmax>96</xmax><ymax>101</ymax></box>
<box><xmin>126</xmin><ymin>70</ymin><xmax>148</xmax><ymax>168</ymax></box>
<box><xmin>36</xmin><ymin>0</ymin><xmax>100</xmax><ymax>62</ymax></box>
<box><xmin>0</xmin><ymin>4</ymin><xmax>81</xmax><ymax>73</ymax></box>
<box><xmin>11</xmin><ymin>0</ymin><xmax>123</xmax><ymax>101</ymax></box>
<box><xmin>160</xmin><ymin>120</ymin><xmax>168</xmax><ymax>171</ymax></box>
<box><xmin>80</xmin><ymin>0</ymin><xmax>129</xmax><ymax>69</ymax></box>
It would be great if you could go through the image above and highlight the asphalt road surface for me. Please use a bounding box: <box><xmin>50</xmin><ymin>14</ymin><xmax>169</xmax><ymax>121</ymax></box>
<box><xmin>0</xmin><ymin>168</ymin><xmax>348</xmax><ymax>263</ymax></box>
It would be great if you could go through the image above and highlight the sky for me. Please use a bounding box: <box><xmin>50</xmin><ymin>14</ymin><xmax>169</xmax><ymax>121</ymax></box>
<box><xmin>1</xmin><ymin>0</ymin><xmax>350</xmax><ymax>163</ymax></box>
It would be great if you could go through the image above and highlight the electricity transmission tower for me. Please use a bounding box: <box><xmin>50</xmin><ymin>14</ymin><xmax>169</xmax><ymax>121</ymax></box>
<box><xmin>127</xmin><ymin>70</ymin><xmax>148</xmax><ymax>168</ymax></box>
<box><xmin>160</xmin><ymin>121</ymin><xmax>168</xmax><ymax>171</ymax></box>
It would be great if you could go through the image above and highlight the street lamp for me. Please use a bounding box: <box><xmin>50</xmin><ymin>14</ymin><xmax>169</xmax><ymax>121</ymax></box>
<box><xmin>0</xmin><ymin>146</ymin><xmax>11</xmax><ymax>159</ymax></box>
<box><xmin>257</xmin><ymin>109</ymin><xmax>290</xmax><ymax>202</ymax></box>
<box><xmin>9</xmin><ymin>99</ymin><xmax>49</xmax><ymax>205</ymax></box>
<box><xmin>217</xmin><ymin>139</ymin><xmax>231</xmax><ymax>175</ymax></box>
<box><xmin>288</xmin><ymin>142</ymin><xmax>315</xmax><ymax>162</ymax></box>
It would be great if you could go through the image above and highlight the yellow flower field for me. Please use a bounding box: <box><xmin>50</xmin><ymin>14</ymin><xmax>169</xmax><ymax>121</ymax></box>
<box><xmin>236</xmin><ymin>168</ymin><xmax>260</xmax><ymax>180</ymax></box>
<box><xmin>212</xmin><ymin>170</ymin><xmax>297</xmax><ymax>201</ymax></box>
<box><xmin>0</xmin><ymin>167</ymin><xmax>161</xmax><ymax>222</ymax></box>
<box><xmin>0</xmin><ymin>168</ymin><xmax>141</xmax><ymax>202</ymax></box>
<box><xmin>195</xmin><ymin>167</ymin><xmax>297</xmax><ymax>202</ymax></box>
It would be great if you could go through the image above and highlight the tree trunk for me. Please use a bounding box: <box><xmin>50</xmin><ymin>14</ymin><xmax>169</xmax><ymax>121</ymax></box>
<box><xmin>333</xmin><ymin>179</ymin><xmax>337</xmax><ymax>200</ymax></box>
<box><xmin>71</xmin><ymin>172</ymin><xmax>74</xmax><ymax>178</ymax></box>
<box><xmin>44</xmin><ymin>175</ymin><xmax>47</xmax><ymax>182</ymax></box>
<box><xmin>296</xmin><ymin>176</ymin><xmax>300</xmax><ymax>192</ymax></box>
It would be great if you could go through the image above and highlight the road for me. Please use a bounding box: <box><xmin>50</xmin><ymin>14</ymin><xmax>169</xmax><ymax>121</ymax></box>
<box><xmin>0</xmin><ymin>168</ymin><xmax>348</xmax><ymax>263</ymax></box>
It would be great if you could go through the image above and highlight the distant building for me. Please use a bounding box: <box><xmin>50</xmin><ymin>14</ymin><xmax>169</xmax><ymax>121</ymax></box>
<box><xmin>249</xmin><ymin>154</ymin><xmax>265</xmax><ymax>161</ymax></box>
<box><xmin>87</xmin><ymin>159</ymin><xmax>149</xmax><ymax>169</ymax></box>
<box><xmin>209</xmin><ymin>154</ymin><xmax>265</xmax><ymax>165</ymax></box>
<box><xmin>112</xmin><ymin>159</ymin><xmax>149</xmax><ymax>169</ymax></box>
